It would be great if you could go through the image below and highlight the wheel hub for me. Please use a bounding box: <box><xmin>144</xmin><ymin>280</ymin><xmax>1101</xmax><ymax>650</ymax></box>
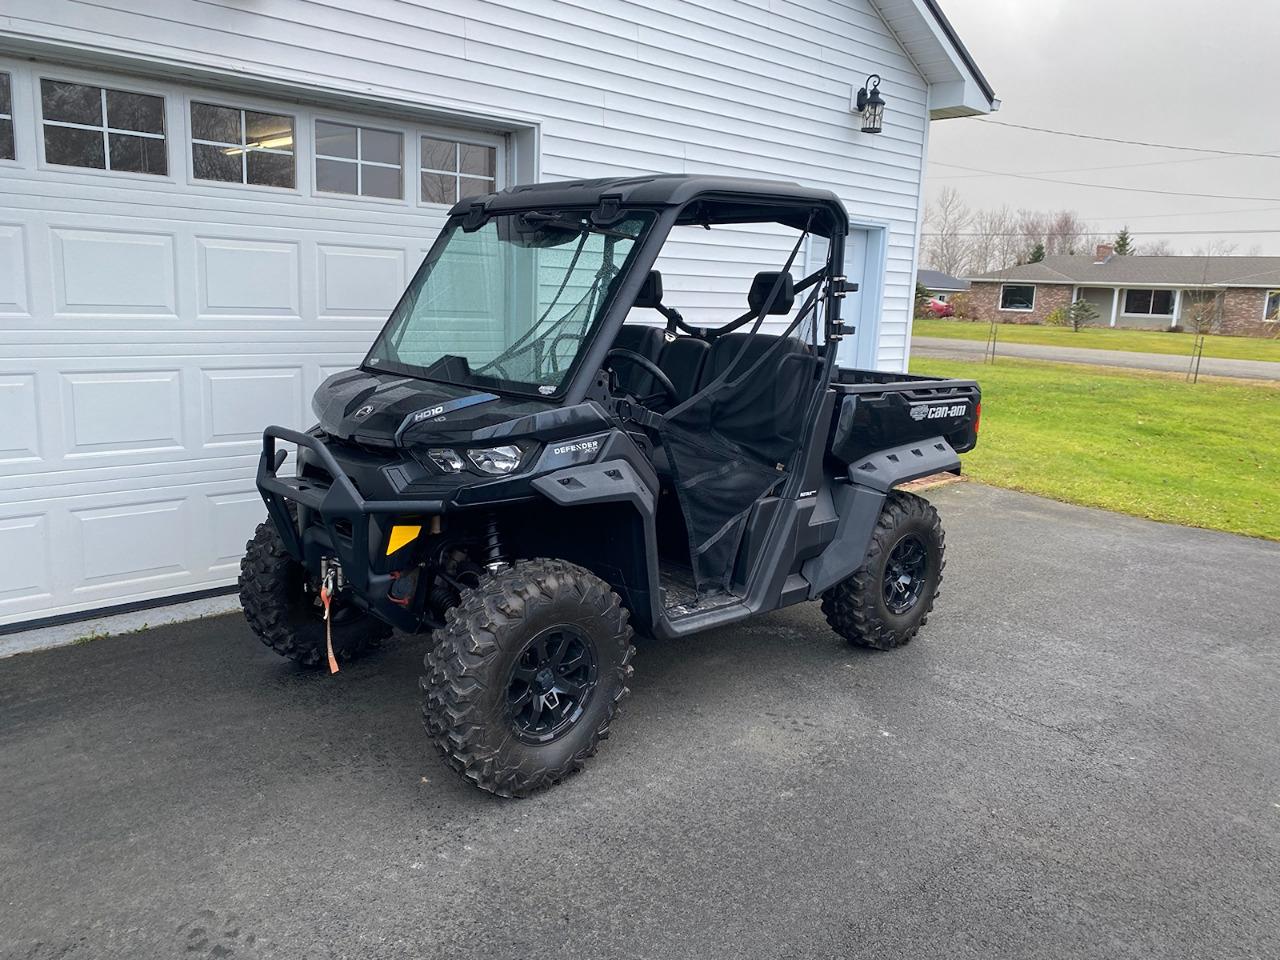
<box><xmin>506</xmin><ymin>625</ymin><xmax>598</xmax><ymax>744</ymax></box>
<box><xmin>883</xmin><ymin>534</ymin><xmax>928</xmax><ymax>615</ymax></box>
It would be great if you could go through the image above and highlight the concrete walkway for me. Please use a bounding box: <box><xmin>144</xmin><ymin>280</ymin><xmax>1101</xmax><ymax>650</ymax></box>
<box><xmin>912</xmin><ymin>335</ymin><xmax>1280</xmax><ymax>380</ymax></box>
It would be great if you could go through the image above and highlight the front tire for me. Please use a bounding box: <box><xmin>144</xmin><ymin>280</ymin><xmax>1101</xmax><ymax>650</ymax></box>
<box><xmin>821</xmin><ymin>491</ymin><xmax>945</xmax><ymax>650</ymax></box>
<box><xmin>421</xmin><ymin>559</ymin><xmax>635</xmax><ymax>798</ymax></box>
<box><xmin>239</xmin><ymin>517</ymin><xmax>392</xmax><ymax>667</ymax></box>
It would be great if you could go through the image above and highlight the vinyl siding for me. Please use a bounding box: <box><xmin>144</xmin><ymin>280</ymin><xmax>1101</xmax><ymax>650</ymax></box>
<box><xmin>4</xmin><ymin>0</ymin><xmax>932</xmax><ymax>370</ymax></box>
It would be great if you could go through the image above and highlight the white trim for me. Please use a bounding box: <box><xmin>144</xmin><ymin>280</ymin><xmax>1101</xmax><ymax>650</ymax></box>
<box><xmin>1264</xmin><ymin>290</ymin><xmax>1280</xmax><ymax>322</ymax></box>
<box><xmin>1110</xmin><ymin>287</ymin><xmax>1120</xmax><ymax>327</ymax></box>
<box><xmin>998</xmin><ymin>282</ymin><xmax>1036</xmax><ymax>312</ymax></box>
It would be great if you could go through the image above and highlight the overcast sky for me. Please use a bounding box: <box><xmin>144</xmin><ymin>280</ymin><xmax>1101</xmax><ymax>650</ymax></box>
<box><xmin>927</xmin><ymin>0</ymin><xmax>1280</xmax><ymax>255</ymax></box>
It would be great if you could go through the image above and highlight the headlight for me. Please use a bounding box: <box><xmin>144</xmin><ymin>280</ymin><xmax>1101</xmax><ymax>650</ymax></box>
<box><xmin>427</xmin><ymin>448</ymin><xmax>464</xmax><ymax>473</ymax></box>
<box><xmin>467</xmin><ymin>445</ymin><xmax>521</xmax><ymax>475</ymax></box>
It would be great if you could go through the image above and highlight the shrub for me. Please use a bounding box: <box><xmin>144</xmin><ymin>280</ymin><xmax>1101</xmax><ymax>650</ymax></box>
<box><xmin>1067</xmin><ymin>298</ymin><xmax>1100</xmax><ymax>332</ymax></box>
<box><xmin>948</xmin><ymin>291</ymin><xmax>976</xmax><ymax>320</ymax></box>
<box><xmin>1044</xmin><ymin>306</ymin><xmax>1070</xmax><ymax>327</ymax></box>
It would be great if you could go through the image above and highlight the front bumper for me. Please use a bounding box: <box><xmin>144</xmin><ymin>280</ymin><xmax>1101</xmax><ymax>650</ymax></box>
<box><xmin>256</xmin><ymin>426</ymin><xmax>446</xmax><ymax>631</ymax></box>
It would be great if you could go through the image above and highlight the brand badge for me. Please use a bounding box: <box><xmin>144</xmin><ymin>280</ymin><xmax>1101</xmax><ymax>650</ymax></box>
<box><xmin>353</xmin><ymin>404</ymin><xmax>375</xmax><ymax>420</ymax></box>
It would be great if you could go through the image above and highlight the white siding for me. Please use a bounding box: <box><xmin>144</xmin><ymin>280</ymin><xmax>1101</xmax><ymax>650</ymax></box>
<box><xmin>3</xmin><ymin>0</ymin><xmax>931</xmax><ymax>369</ymax></box>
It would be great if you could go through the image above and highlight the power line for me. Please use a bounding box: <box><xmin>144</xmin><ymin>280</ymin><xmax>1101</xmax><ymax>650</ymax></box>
<box><xmin>920</xmin><ymin>228</ymin><xmax>1280</xmax><ymax>237</ymax></box>
<box><xmin>931</xmin><ymin>161</ymin><xmax>1280</xmax><ymax>203</ymax></box>
<box><xmin>974</xmin><ymin>119</ymin><xmax>1280</xmax><ymax>158</ymax></box>
<box><xmin>931</xmin><ymin>150</ymin><xmax>1280</xmax><ymax>181</ymax></box>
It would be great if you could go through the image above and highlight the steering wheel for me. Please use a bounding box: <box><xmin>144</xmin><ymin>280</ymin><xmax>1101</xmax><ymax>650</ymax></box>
<box><xmin>604</xmin><ymin>348</ymin><xmax>679</xmax><ymax>406</ymax></box>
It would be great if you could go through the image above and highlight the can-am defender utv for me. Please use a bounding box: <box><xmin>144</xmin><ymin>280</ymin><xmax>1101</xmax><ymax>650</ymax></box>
<box><xmin>241</xmin><ymin>175</ymin><xmax>980</xmax><ymax>797</ymax></box>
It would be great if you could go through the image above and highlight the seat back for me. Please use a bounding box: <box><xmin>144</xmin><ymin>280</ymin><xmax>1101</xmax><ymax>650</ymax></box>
<box><xmin>656</xmin><ymin>337</ymin><xmax>709</xmax><ymax>408</ymax></box>
<box><xmin>611</xmin><ymin>324</ymin><xmax>665</xmax><ymax>396</ymax></box>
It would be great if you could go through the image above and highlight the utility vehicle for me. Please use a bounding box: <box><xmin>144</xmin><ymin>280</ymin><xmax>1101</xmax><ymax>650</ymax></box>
<box><xmin>240</xmin><ymin>175</ymin><xmax>980</xmax><ymax>797</ymax></box>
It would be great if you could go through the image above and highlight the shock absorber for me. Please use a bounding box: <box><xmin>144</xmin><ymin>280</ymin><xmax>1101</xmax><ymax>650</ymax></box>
<box><xmin>483</xmin><ymin>513</ymin><xmax>507</xmax><ymax>571</ymax></box>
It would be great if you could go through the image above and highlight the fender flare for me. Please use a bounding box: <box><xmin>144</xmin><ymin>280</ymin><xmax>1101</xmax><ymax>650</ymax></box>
<box><xmin>803</xmin><ymin>437</ymin><xmax>959</xmax><ymax>598</ymax></box>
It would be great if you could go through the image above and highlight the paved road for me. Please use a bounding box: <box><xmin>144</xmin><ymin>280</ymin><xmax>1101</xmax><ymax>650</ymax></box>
<box><xmin>912</xmin><ymin>335</ymin><xmax>1280</xmax><ymax>380</ymax></box>
<box><xmin>3</xmin><ymin>483</ymin><xmax>1279</xmax><ymax>960</ymax></box>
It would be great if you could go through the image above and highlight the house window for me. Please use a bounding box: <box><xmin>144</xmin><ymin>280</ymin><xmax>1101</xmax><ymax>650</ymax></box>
<box><xmin>191</xmin><ymin>102</ymin><xmax>294</xmax><ymax>188</ymax></box>
<box><xmin>1265</xmin><ymin>291</ymin><xmax>1280</xmax><ymax>322</ymax></box>
<box><xmin>40</xmin><ymin>79</ymin><xmax>167</xmax><ymax>175</ymax></box>
<box><xmin>0</xmin><ymin>73</ymin><xmax>13</xmax><ymax>160</ymax></box>
<box><xmin>999</xmin><ymin>284</ymin><xmax>1036</xmax><ymax>311</ymax></box>
<box><xmin>315</xmin><ymin>121</ymin><xmax>402</xmax><ymax>199</ymax></box>
<box><xmin>420</xmin><ymin>137</ymin><xmax>496</xmax><ymax>204</ymax></box>
<box><xmin>1123</xmin><ymin>289</ymin><xmax>1174</xmax><ymax>316</ymax></box>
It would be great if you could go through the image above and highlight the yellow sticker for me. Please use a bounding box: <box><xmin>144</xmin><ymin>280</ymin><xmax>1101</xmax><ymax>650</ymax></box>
<box><xmin>386</xmin><ymin>524</ymin><xmax>422</xmax><ymax>555</ymax></box>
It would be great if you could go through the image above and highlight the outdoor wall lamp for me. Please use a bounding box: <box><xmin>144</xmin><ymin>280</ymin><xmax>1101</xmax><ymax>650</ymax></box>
<box><xmin>855</xmin><ymin>74</ymin><xmax>885</xmax><ymax>134</ymax></box>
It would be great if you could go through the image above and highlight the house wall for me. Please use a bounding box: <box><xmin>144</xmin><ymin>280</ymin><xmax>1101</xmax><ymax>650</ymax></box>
<box><xmin>1219</xmin><ymin>287</ymin><xmax>1273</xmax><ymax>337</ymax></box>
<box><xmin>1</xmin><ymin>0</ymin><xmax>935</xmax><ymax>371</ymax></box>
<box><xmin>967</xmin><ymin>281</ymin><xmax>1073</xmax><ymax>325</ymax></box>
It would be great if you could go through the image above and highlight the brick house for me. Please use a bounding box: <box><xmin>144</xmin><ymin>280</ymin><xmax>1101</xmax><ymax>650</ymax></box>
<box><xmin>965</xmin><ymin>246</ymin><xmax>1280</xmax><ymax>336</ymax></box>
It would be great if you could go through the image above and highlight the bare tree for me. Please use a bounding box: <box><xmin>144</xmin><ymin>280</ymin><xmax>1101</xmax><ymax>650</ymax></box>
<box><xmin>965</xmin><ymin>205</ymin><xmax>1021</xmax><ymax>275</ymax></box>
<box><xmin>1192</xmin><ymin>239</ymin><xmax>1239</xmax><ymax>256</ymax></box>
<box><xmin>1138</xmin><ymin>239</ymin><xmax>1177</xmax><ymax>255</ymax></box>
<box><xmin>922</xmin><ymin>186</ymin><xmax>972</xmax><ymax>276</ymax></box>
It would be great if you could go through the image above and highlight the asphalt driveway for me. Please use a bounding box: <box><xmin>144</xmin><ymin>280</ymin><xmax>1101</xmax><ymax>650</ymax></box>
<box><xmin>2</xmin><ymin>483</ymin><xmax>1278</xmax><ymax>960</ymax></box>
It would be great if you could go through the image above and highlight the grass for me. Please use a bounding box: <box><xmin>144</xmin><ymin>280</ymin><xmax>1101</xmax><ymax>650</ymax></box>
<box><xmin>913</xmin><ymin>316</ymin><xmax>1280</xmax><ymax>363</ymax></box>
<box><xmin>909</xmin><ymin>356</ymin><xmax>1280</xmax><ymax>540</ymax></box>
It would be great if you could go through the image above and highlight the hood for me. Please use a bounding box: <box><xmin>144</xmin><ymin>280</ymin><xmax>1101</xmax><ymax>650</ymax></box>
<box><xmin>313</xmin><ymin>368</ymin><xmax>548</xmax><ymax>445</ymax></box>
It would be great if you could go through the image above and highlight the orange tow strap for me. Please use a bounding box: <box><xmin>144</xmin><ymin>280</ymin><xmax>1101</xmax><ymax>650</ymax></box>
<box><xmin>319</xmin><ymin>583</ymin><xmax>339</xmax><ymax>675</ymax></box>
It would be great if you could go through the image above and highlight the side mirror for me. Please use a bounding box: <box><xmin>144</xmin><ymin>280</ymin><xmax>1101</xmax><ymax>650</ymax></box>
<box><xmin>748</xmin><ymin>271</ymin><xmax>795</xmax><ymax>315</ymax></box>
<box><xmin>634</xmin><ymin>270</ymin><xmax>664</xmax><ymax>309</ymax></box>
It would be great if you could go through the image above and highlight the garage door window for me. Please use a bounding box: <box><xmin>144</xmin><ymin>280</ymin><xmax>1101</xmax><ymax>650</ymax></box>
<box><xmin>315</xmin><ymin>120</ymin><xmax>402</xmax><ymax>199</ymax></box>
<box><xmin>191</xmin><ymin>102</ymin><xmax>294</xmax><ymax>188</ymax></box>
<box><xmin>420</xmin><ymin>137</ymin><xmax>496</xmax><ymax>204</ymax></box>
<box><xmin>0</xmin><ymin>73</ymin><xmax>13</xmax><ymax>160</ymax></box>
<box><xmin>40</xmin><ymin>79</ymin><xmax>167</xmax><ymax>175</ymax></box>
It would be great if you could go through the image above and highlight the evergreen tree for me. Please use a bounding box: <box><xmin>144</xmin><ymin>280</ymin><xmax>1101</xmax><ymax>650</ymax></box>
<box><xmin>1114</xmin><ymin>226</ymin><xmax>1133</xmax><ymax>256</ymax></box>
<box><xmin>1028</xmin><ymin>241</ymin><xmax>1046</xmax><ymax>263</ymax></box>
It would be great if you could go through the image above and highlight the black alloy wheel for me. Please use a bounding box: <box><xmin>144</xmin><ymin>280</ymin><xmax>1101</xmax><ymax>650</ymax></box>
<box><xmin>882</xmin><ymin>534</ymin><xmax>928</xmax><ymax>614</ymax></box>
<box><xmin>507</xmin><ymin>625</ymin><xmax>599</xmax><ymax>744</ymax></box>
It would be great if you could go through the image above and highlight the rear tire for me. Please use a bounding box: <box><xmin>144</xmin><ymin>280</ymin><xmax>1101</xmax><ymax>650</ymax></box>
<box><xmin>821</xmin><ymin>491</ymin><xmax>944</xmax><ymax>650</ymax></box>
<box><xmin>421</xmin><ymin>558</ymin><xmax>634</xmax><ymax>798</ymax></box>
<box><xmin>239</xmin><ymin>517</ymin><xmax>392</xmax><ymax>667</ymax></box>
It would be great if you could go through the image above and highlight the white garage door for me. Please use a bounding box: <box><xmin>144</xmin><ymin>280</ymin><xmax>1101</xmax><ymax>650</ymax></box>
<box><xmin>0</xmin><ymin>58</ymin><xmax>508</xmax><ymax>627</ymax></box>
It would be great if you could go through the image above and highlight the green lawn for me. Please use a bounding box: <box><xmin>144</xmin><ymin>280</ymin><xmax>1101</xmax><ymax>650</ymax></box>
<box><xmin>913</xmin><ymin>316</ymin><xmax>1280</xmax><ymax>363</ymax></box>
<box><xmin>909</xmin><ymin>356</ymin><xmax>1280</xmax><ymax>540</ymax></box>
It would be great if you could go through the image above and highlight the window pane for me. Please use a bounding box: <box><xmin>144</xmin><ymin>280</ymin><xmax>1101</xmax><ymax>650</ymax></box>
<box><xmin>192</xmin><ymin>141</ymin><xmax>242</xmax><ymax>182</ymax></box>
<box><xmin>105</xmin><ymin>90</ymin><xmax>165</xmax><ymax>135</ymax></box>
<box><xmin>1000</xmin><ymin>284</ymin><xmax>1034</xmax><ymax>310</ymax></box>
<box><xmin>247</xmin><ymin>149</ymin><xmax>294</xmax><ymax>187</ymax></box>
<box><xmin>421</xmin><ymin>171</ymin><xmax>455</xmax><ymax>204</ymax></box>
<box><xmin>362</xmin><ymin>163</ymin><xmax>401</xmax><ymax>199</ymax></box>
<box><xmin>361</xmin><ymin>128</ymin><xmax>401</xmax><ymax>165</ymax></box>
<box><xmin>316</xmin><ymin>157</ymin><xmax>358</xmax><ymax>194</ymax></box>
<box><xmin>0</xmin><ymin>120</ymin><xmax>12</xmax><ymax>161</ymax></box>
<box><xmin>41</xmin><ymin>79</ymin><xmax>101</xmax><ymax>125</ymax></box>
<box><xmin>316</xmin><ymin>120</ymin><xmax>356</xmax><ymax>159</ymax></box>
<box><xmin>45</xmin><ymin>125</ymin><xmax>105</xmax><ymax>168</ymax></box>
<box><xmin>420</xmin><ymin>136</ymin><xmax>456</xmax><ymax>172</ymax></box>
<box><xmin>1150</xmin><ymin>290</ymin><xmax>1174</xmax><ymax>315</ymax></box>
<box><xmin>107</xmin><ymin>133</ymin><xmax>167</xmax><ymax>175</ymax></box>
<box><xmin>0</xmin><ymin>73</ymin><xmax>11</xmax><ymax>115</ymax></box>
<box><xmin>191</xmin><ymin>102</ymin><xmax>240</xmax><ymax>144</ymax></box>
<box><xmin>459</xmin><ymin>143</ymin><xmax>494</xmax><ymax>177</ymax></box>
<box><xmin>1124</xmin><ymin>289</ymin><xmax>1152</xmax><ymax>314</ymax></box>
<box><xmin>1265</xmin><ymin>292</ymin><xmax>1280</xmax><ymax>322</ymax></box>
<box><xmin>245</xmin><ymin>111</ymin><xmax>293</xmax><ymax>150</ymax></box>
<box><xmin>460</xmin><ymin>176</ymin><xmax>493</xmax><ymax>199</ymax></box>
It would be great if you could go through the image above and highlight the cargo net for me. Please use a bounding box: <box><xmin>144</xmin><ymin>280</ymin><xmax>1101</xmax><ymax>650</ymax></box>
<box><xmin>656</xmin><ymin>219</ymin><xmax>829</xmax><ymax>593</ymax></box>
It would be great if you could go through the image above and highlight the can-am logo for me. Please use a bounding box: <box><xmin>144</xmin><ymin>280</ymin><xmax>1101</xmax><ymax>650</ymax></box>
<box><xmin>910</xmin><ymin>402</ymin><xmax>967</xmax><ymax>422</ymax></box>
<box><xmin>413</xmin><ymin>404</ymin><xmax>446</xmax><ymax>423</ymax></box>
<box><xmin>553</xmin><ymin>439</ymin><xmax>600</xmax><ymax>456</ymax></box>
<box><xmin>353</xmin><ymin>404</ymin><xmax>375</xmax><ymax>420</ymax></box>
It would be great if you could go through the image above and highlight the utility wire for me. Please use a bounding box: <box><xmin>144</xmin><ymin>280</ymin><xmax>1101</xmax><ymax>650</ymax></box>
<box><xmin>920</xmin><ymin>228</ymin><xmax>1280</xmax><ymax>237</ymax></box>
<box><xmin>974</xmin><ymin>118</ymin><xmax>1280</xmax><ymax>158</ymax></box>
<box><xmin>931</xmin><ymin>161</ymin><xmax>1280</xmax><ymax>203</ymax></box>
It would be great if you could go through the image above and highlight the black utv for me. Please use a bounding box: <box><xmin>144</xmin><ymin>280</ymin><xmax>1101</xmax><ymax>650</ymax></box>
<box><xmin>241</xmin><ymin>175</ymin><xmax>981</xmax><ymax>797</ymax></box>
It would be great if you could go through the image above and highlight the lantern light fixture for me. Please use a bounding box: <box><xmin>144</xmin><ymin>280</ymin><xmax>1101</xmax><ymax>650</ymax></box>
<box><xmin>855</xmin><ymin>74</ymin><xmax>885</xmax><ymax>134</ymax></box>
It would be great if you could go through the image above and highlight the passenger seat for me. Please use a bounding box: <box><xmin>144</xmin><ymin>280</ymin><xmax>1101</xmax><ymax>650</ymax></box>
<box><xmin>653</xmin><ymin>337</ymin><xmax>709</xmax><ymax>410</ymax></box>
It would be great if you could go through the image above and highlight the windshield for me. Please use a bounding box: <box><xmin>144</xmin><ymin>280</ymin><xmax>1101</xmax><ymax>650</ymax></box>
<box><xmin>366</xmin><ymin>210</ymin><xmax>653</xmax><ymax>396</ymax></box>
